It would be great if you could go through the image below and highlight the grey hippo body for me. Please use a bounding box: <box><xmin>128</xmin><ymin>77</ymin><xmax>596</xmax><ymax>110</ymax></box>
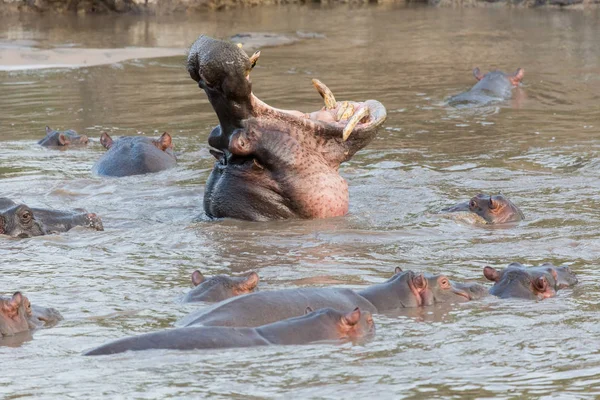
<box><xmin>187</xmin><ymin>35</ymin><xmax>386</xmax><ymax>221</ymax></box>
<box><xmin>448</xmin><ymin>67</ymin><xmax>524</xmax><ymax>107</ymax></box>
<box><xmin>443</xmin><ymin>193</ymin><xmax>524</xmax><ymax>224</ymax></box>
<box><xmin>84</xmin><ymin>307</ymin><xmax>374</xmax><ymax>355</ymax></box>
<box><xmin>177</xmin><ymin>269</ymin><xmax>486</xmax><ymax>328</ymax></box>
<box><xmin>38</xmin><ymin>126</ymin><xmax>89</xmax><ymax>147</ymax></box>
<box><xmin>92</xmin><ymin>132</ymin><xmax>176</xmax><ymax>177</ymax></box>
<box><xmin>0</xmin><ymin>198</ymin><xmax>103</xmax><ymax>238</ymax></box>
<box><xmin>183</xmin><ymin>270</ymin><xmax>259</xmax><ymax>303</ymax></box>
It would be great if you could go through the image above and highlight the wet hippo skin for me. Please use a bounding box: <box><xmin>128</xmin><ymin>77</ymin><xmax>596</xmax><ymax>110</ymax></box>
<box><xmin>183</xmin><ymin>270</ymin><xmax>259</xmax><ymax>303</ymax></box>
<box><xmin>177</xmin><ymin>268</ymin><xmax>485</xmax><ymax>328</ymax></box>
<box><xmin>448</xmin><ymin>67</ymin><xmax>524</xmax><ymax>107</ymax></box>
<box><xmin>443</xmin><ymin>193</ymin><xmax>524</xmax><ymax>224</ymax></box>
<box><xmin>0</xmin><ymin>198</ymin><xmax>103</xmax><ymax>238</ymax></box>
<box><xmin>0</xmin><ymin>292</ymin><xmax>63</xmax><ymax>338</ymax></box>
<box><xmin>84</xmin><ymin>307</ymin><xmax>374</xmax><ymax>355</ymax></box>
<box><xmin>38</xmin><ymin>126</ymin><xmax>89</xmax><ymax>147</ymax></box>
<box><xmin>187</xmin><ymin>35</ymin><xmax>386</xmax><ymax>221</ymax></box>
<box><xmin>92</xmin><ymin>132</ymin><xmax>176</xmax><ymax>177</ymax></box>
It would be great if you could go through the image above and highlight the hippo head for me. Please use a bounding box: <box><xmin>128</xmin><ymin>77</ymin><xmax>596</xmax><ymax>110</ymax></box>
<box><xmin>483</xmin><ymin>264</ymin><xmax>558</xmax><ymax>300</ymax></box>
<box><xmin>187</xmin><ymin>35</ymin><xmax>387</xmax><ymax>221</ymax></box>
<box><xmin>0</xmin><ymin>292</ymin><xmax>31</xmax><ymax>337</ymax></box>
<box><xmin>100</xmin><ymin>132</ymin><xmax>173</xmax><ymax>152</ymax></box>
<box><xmin>38</xmin><ymin>126</ymin><xmax>89</xmax><ymax>147</ymax></box>
<box><xmin>27</xmin><ymin>304</ymin><xmax>63</xmax><ymax>330</ymax></box>
<box><xmin>184</xmin><ymin>270</ymin><xmax>259</xmax><ymax>303</ymax></box>
<box><xmin>444</xmin><ymin>193</ymin><xmax>524</xmax><ymax>224</ymax></box>
<box><xmin>0</xmin><ymin>203</ymin><xmax>46</xmax><ymax>238</ymax></box>
<box><xmin>304</xmin><ymin>307</ymin><xmax>375</xmax><ymax>343</ymax></box>
<box><xmin>512</xmin><ymin>262</ymin><xmax>578</xmax><ymax>290</ymax></box>
<box><xmin>473</xmin><ymin>67</ymin><xmax>525</xmax><ymax>88</ymax></box>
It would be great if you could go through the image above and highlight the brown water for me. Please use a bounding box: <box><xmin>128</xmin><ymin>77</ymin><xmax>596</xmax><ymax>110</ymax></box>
<box><xmin>2</xmin><ymin>6</ymin><xmax>600</xmax><ymax>398</ymax></box>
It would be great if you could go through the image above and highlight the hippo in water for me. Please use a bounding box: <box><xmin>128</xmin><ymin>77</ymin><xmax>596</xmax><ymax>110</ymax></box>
<box><xmin>183</xmin><ymin>270</ymin><xmax>259</xmax><ymax>303</ymax></box>
<box><xmin>177</xmin><ymin>268</ymin><xmax>486</xmax><ymax>328</ymax></box>
<box><xmin>85</xmin><ymin>307</ymin><xmax>373</xmax><ymax>355</ymax></box>
<box><xmin>0</xmin><ymin>198</ymin><xmax>103</xmax><ymax>238</ymax></box>
<box><xmin>38</xmin><ymin>126</ymin><xmax>89</xmax><ymax>147</ymax></box>
<box><xmin>443</xmin><ymin>194</ymin><xmax>524</xmax><ymax>225</ymax></box>
<box><xmin>483</xmin><ymin>262</ymin><xmax>578</xmax><ymax>300</ymax></box>
<box><xmin>92</xmin><ymin>132</ymin><xmax>176</xmax><ymax>177</ymax></box>
<box><xmin>448</xmin><ymin>67</ymin><xmax>524</xmax><ymax>107</ymax></box>
<box><xmin>187</xmin><ymin>35</ymin><xmax>386</xmax><ymax>221</ymax></box>
<box><xmin>0</xmin><ymin>292</ymin><xmax>63</xmax><ymax>338</ymax></box>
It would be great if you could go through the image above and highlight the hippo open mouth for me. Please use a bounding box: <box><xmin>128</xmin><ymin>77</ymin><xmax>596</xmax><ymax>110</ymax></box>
<box><xmin>187</xmin><ymin>35</ymin><xmax>386</xmax><ymax>221</ymax></box>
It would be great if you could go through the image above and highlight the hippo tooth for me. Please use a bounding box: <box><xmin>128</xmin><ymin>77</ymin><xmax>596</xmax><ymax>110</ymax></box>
<box><xmin>342</xmin><ymin>107</ymin><xmax>370</xmax><ymax>141</ymax></box>
<box><xmin>249</xmin><ymin>51</ymin><xmax>260</xmax><ymax>69</ymax></box>
<box><xmin>311</xmin><ymin>79</ymin><xmax>337</xmax><ymax>110</ymax></box>
<box><xmin>336</xmin><ymin>101</ymin><xmax>354</xmax><ymax>121</ymax></box>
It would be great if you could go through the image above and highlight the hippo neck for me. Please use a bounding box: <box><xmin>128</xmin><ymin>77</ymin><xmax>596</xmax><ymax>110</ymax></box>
<box><xmin>256</xmin><ymin>314</ymin><xmax>340</xmax><ymax>345</ymax></box>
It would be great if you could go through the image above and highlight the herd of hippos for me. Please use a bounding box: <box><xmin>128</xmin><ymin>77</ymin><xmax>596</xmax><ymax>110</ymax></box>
<box><xmin>1</xmin><ymin>35</ymin><xmax>578</xmax><ymax>355</ymax></box>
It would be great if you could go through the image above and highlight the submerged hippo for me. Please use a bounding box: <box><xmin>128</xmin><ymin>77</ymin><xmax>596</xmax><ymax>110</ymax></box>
<box><xmin>187</xmin><ymin>35</ymin><xmax>386</xmax><ymax>221</ymax></box>
<box><xmin>38</xmin><ymin>126</ymin><xmax>89</xmax><ymax>147</ymax></box>
<box><xmin>183</xmin><ymin>270</ymin><xmax>259</xmax><ymax>303</ymax></box>
<box><xmin>0</xmin><ymin>292</ymin><xmax>63</xmax><ymax>338</ymax></box>
<box><xmin>85</xmin><ymin>307</ymin><xmax>373</xmax><ymax>355</ymax></box>
<box><xmin>448</xmin><ymin>67</ymin><xmax>524</xmax><ymax>107</ymax></box>
<box><xmin>483</xmin><ymin>262</ymin><xmax>578</xmax><ymax>300</ymax></box>
<box><xmin>92</xmin><ymin>132</ymin><xmax>176</xmax><ymax>177</ymax></box>
<box><xmin>443</xmin><ymin>193</ymin><xmax>524</xmax><ymax>224</ymax></box>
<box><xmin>177</xmin><ymin>268</ymin><xmax>486</xmax><ymax>328</ymax></box>
<box><xmin>0</xmin><ymin>198</ymin><xmax>103</xmax><ymax>238</ymax></box>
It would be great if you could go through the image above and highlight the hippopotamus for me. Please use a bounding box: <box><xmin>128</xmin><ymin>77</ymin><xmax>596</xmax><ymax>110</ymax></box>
<box><xmin>0</xmin><ymin>198</ymin><xmax>103</xmax><ymax>238</ymax></box>
<box><xmin>483</xmin><ymin>262</ymin><xmax>578</xmax><ymax>300</ymax></box>
<box><xmin>183</xmin><ymin>270</ymin><xmax>259</xmax><ymax>303</ymax></box>
<box><xmin>38</xmin><ymin>126</ymin><xmax>89</xmax><ymax>147</ymax></box>
<box><xmin>187</xmin><ymin>35</ymin><xmax>386</xmax><ymax>221</ymax></box>
<box><xmin>92</xmin><ymin>132</ymin><xmax>176</xmax><ymax>177</ymax></box>
<box><xmin>0</xmin><ymin>292</ymin><xmax>63</xmax><ymax>337</ymax></box>
<box><xmin>177</xmin><ymin>268</ymin><xmax>486</xmax><ymax>328</ymax></box>
<box><xmin>84</xmin><ymin>307</ymin><xmax>373</xmax><ymax>355</ymax></box>
<box><xmin>443</xmin><ymin>193</ymin><xmax>524</xmax><ymax>224</ymax></box>
<box><xmin>448</xmin><ymin>67</ymin><xmax>524</xmax><ymax>107</ymax></box>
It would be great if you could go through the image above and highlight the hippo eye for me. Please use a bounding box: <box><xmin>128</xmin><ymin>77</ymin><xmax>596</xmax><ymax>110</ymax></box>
<box><xmin>21</xmin><ymin>211</ymin><xmax>32</xmax><ymax>223</ymax></box>
<box><xmin>469</xmin><ymin>200</ymin><xmax>476</xmax><ymax>208</ymax></box>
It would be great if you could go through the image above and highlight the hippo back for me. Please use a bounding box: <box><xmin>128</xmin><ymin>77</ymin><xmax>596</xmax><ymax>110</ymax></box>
<box><xmin>176</xmin><ymin>287</ymin><xmax>376</xmax><ymax>328</ymax></box>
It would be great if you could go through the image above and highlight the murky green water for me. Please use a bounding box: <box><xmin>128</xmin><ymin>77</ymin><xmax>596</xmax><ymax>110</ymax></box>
<box><xmin>1</xmin><ymin>5</ymin><xmax>600</xmax><ymax>398</ymax></box>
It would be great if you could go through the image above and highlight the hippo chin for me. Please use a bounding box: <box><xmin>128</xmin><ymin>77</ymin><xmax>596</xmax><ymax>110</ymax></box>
<box><xmin>84</xmin><ymin>307</ymin><xmax>374</xmax><ymax>355</ymax></box>
<box><xmin>448</xmin><ymin>67</ymin><xmax>524</xmax><ymax>107</ymax></box>
<box><xmin>92</xmin><ymin>132</ymin><xmax>176</xmax><ymax>177</ymax></box>
<box><xmin>443</xmin><ymin>193</ymin><xmax>524</xmax><ymax>224</ymax></box>
<box><xmin>0</xmin><ymin>292</ymin><xmax>63</xmax><ymax>338</ymax></box>
<box><xmin>0</xmin><ymin>198</ymin><xmax>103</xmax><ymax>238</ymax></box>
<box><xmin>187</xmin><ymin>35</ymin><xmax>387</xmax><ymax>221</ymax></box>
<box><xmin>483</xmin><ymin>262</ymin><xmax>578</xmax><ymax>300</ymax></box>
<box><xmin>38</xmin><ymin>126</ymin><xmax>89</xmax><ymax>147</ymax></box>
<box><xmin>183</xmin><ymin>270</ymin><xmax>259</xmax><ymax>303</ymax></box>
<box><xmin>177</xmin><ymin>268</ymin><xmax>484</xmax><ymax>328</ymax></box>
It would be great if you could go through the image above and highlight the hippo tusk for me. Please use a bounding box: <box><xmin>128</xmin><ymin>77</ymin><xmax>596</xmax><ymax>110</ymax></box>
<box><xmin>249</xmin><ymin>51</ymin><xmax>260</xmax><ymax>69</ymax></box>
<box><xmin>311</xmin><ymin>79</ymin><xmax>337</xmax><ymax>110</ymax></box>
<box><xmin>336</xmin><ymin>101</ymin><xmax>354</xmax><ymax>121</ymax></box>
<box><xmin>342</xmin><ymin>107</ymin><xmax>370</xmax><ymax>141</ymax></box>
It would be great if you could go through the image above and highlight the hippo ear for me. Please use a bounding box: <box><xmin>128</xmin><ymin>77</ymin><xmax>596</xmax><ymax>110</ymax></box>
<box><xmin>488</xmin><ymin>197</ymin><xmax>498</xmax><ymax>210</ymax></box>
<box><xmin>394</xmin><ymin>267</ymin><xmax>402</xmax><ymax>275</ymax></box>
<box><xmin>412</xmin><ymin>274</ymin><xmax>426</xmax><ymax>290</ymax></box>
<box><xmin>45</xmin><ymin>126</ymin><xmax>52</xmax><ymax>136</ymax></box>
<box><xmin>3</xmin><ymin>292</ymin><xmax>23</xmax><ymax>313</ymax></box>
<box><xmin>155</xmin><ymin>132</ymin><xmax>173</xmax><ymax>151</ymax></box>
<box><xmin>342</xmin><ymin>307</ymin><xmax>361</xmax><ymax>326</ymax></box>
<box><xmin>191</xmin><ymin>270</ymin><xmax>205</xmax><ymax>287</ymax></box>
<box><xmin>100</xmin><ymin>132</ymin><xmax>113</xmax><ymax>149</ymax></box>
<box><xmin>240</xmin><ymin>271</ymin><xmax>259</xmax><ymax>291</ymax></box>
<box><xmin>510</xmin><ymin>68</ymin><xmax>524</xmax><ymax>86</ymax></box>
<box><xmin>483</xmin><ymin>266</ymin><xmax>500</xmax><ymax>282</ymax></box>
<box><xmin>305</xmin><ymin>306</ymin><xmax>313</xmax><ymax>314</ymax></box>
<box><xmin>473</xmin><ymin>67</ymin><xmax>484</xmax><ymax>81</ymax></box>
<box><xmin>58</xmin><ymin>133</ymin><xmax>69</xmax><ymax>146</ymax></box>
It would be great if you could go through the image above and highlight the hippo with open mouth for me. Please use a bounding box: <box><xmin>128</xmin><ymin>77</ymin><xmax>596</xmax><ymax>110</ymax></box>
<box><xmin>443</xmin><ymin>193</ymin><xmax>524</xmax><ymax>225</ymax></box>
<box><xmin>187</xmin><ymin>35</ymin><xmax>387</xmax><ymax>221</ymax></box>
<box><xmin>448</xmin><ymin>67</ymin><xmax>524</xmax><ymax>107</ymax></box>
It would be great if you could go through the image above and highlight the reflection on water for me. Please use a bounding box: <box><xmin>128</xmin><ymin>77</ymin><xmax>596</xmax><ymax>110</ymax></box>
<box><xmin>1</xmin><ymin>5</ymin><xmax>600</xmax><ymax>398</ymax></box>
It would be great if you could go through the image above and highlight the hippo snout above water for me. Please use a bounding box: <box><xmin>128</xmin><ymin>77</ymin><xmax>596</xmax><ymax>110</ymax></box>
<box><xmin>443</xmin><ymin>193</ymin><xmax>524</xmax><ymax>225</ymax></box>
<box><xmin>38</xmin><ymin>126</ymin><xmax>89</xmax><ymax>147</ymax></box>
<box><xmin>448</xmin><ymin>67</ymin><xmax>524</xmax><ymax>107</ymax></box>
<box><xmin>183</xmin><ymin>270</ymin><xmax>259</xmax><ymax>303</ymax></box>
<box><xmin>187</xmin><ymin>35</ymin><xmax>386</xmax><ymax>221</ymax></box>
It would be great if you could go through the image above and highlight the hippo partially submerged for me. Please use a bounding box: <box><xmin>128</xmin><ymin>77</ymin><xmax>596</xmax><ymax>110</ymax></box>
<box><xmin>0</xmin><ymin>292</ymin><xmax>63</xmax><ymax>338</ymax></box>
<box><xmin>448</xmin><ymin>67</ymin><xmax>524</xmax><ymax>107</ymax></box>
<box><xmin>38</xmin><ymin>126</ymin><xmax>89</xmax><ymax>147</ymax></box>
<box><xmin>0</xmin><ymin>198</ymin><xmax>103</xmax><ymax>238</ymax></box>
<box><xmin>483</xmin><ymin>262</ymin><xmax>578</xmax><ymax>300</ymax></box>
<box><xmin>443</xmin><ymin>193</ymin><xmax>524</xmax><ymax>225</ymax></box>
<box><xmin>84</xmin><ymin>307</ymin><xmax>373</xmax><ymax>355</ymax></box>
<box><xmin>187</xmin><ymin>35</ymin><xmax>386</xmax><ymax>221</ymax></box>
<box><xmin>92</xmin><ymin>132</ymin><xmax>176</xmax><ymax>177</ymax></box>
<box><xmin>183</xmin><ymin>270</ymin><xmax>259</xmax><ymax>303</ymax></box>
<box><xmin>177</xmin><ymin>268</ymin><xmax>486</xmax><ymax>328</ymax></box>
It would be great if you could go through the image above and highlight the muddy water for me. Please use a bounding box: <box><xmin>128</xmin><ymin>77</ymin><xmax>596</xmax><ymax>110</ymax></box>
<box><xmin>1</xmin><ymin>6</ymin><xmax>600</xmax><ymax>398</ymax></box>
